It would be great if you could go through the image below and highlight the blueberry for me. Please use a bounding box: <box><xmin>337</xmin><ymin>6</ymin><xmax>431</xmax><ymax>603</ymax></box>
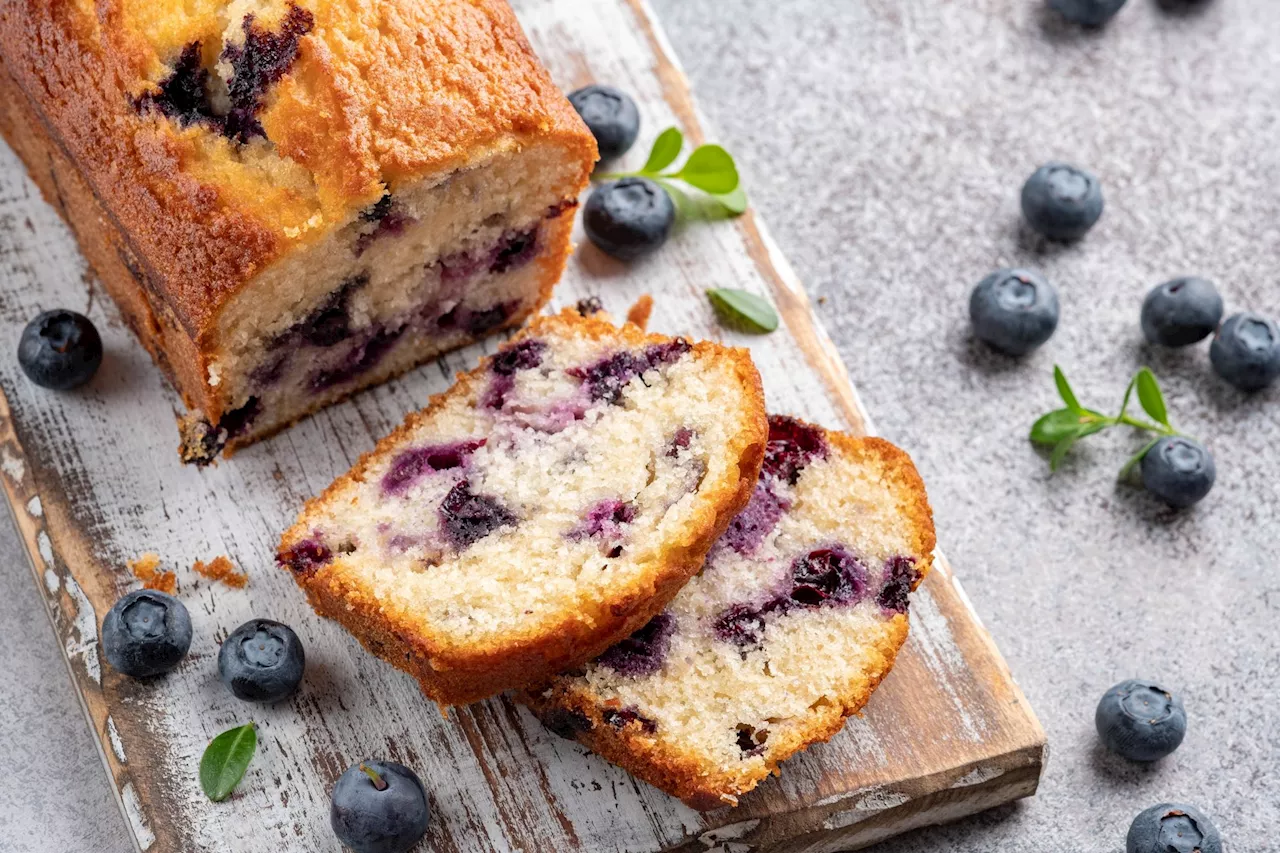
<box><xmin>1140</xmin><ymin>436</ymin><xmax>1215</xmax><ymax>508</ymax></box>
<box><xmin>331</xmin><ymin>760</ymin><xmax>430</xmax><ymax>853</ymax></box>
<box><xmin>583</xmin><ymin>178</ymin><xmax>675</xmax><ymax>261</ymax></box>
<box><xmin>1095</xmin><ymin>679</ymin><xmax>1187</xmax><ymax>761</ymax></box>
<box><xmin>1140</xmin><ymin>277</ymin><xmax>1224</xmax><ymax>347</ymax></box>
<box><xmin>567</xmin><ymin>85</ymin><xmax>640</xmax><ymax>160</ymax></box>
<box><xmin>18</xmin><ymin>309</ymin><xmax>103</xmax><ymax>390</ymax></box>
<box><xmin>1021</xmin><ymin>162</ymin><xmax>1104</xmax><ymax>241</ymax></box>
<box><xmin>969</xmin><ymin>268</ymin><xmax>1060</xmax><ymax>355</ymax></box>
<box><xmin>218</xmin><ymin>619</ymin><xmax>305</xmax><ymax>702</ymax></box>
<box><xmin>597</xmin><ymin>613</ymin><xmax>675</xmax><ymax>677</ymax></box>
<box><xmin>1210</xmin><ymin>312</ymin><xmax>1280</xmax><ymax>391</ymax></box>
<box><xmin>1049</xmin><ymin>0</ymin><xmax>1128</xmax><ymax>27</ymax></box>
<box><xmin>1126</xmin><ymin>803</ymin><xmax>1223</xmax><ymax>853</ymax></box>
<box><xmin>101</xmin><ymin>590</ymin><xmax>192</xmax><ymax>678</ymax></box>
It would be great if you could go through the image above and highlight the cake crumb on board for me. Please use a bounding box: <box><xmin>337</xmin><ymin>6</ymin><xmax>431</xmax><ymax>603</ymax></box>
<box><xmin>128</xmin><ymin>553</ymin><xmax>177</xmax><ymax>594</ymax></box>
<box><xmin>193</xmin><ymin>555</ymin><xmax>248</xmax><ymax>589</ymax></box>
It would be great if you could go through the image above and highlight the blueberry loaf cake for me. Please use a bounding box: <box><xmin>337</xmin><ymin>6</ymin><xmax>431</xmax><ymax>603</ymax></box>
<box><xmin>0</xmin><ymin>1</ymin><xmax>596</xmax><ymax>461</ymax></box>
<box><xmin>277</xmin><ymin>309</ymin><xmax>767</xmax><ymax>705</ymax></box>
<box><xmin>523</xmin><ymin>417</ymin><xmax>936</xmax><ymax>809</ymax></box>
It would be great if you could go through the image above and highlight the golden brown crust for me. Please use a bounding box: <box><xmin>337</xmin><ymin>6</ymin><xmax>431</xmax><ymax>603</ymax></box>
<box><xmin>279</xmin><ymin>309</ymin><xmax>768</xmax><ymax>706</ymax></box>
<box><xmin>521</xmin><ymin>427</ymin><xmax>936</xmax><ymax>809</ymax></box>
<box><xmin>0</xmin><ymin>0</ymin><xmax>596</xmax><ymax>423</ymax></box>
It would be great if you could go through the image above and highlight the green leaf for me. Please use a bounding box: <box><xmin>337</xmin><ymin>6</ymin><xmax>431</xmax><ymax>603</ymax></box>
<box><xmin>1049</xmin><ymin>435</ymin><xmax>1078</xmax><ymax>471</ymax></box>
<box><xmin>711</xmin><ymin>186</ymin><xmax>749</xmax><ymax>216</ymax></box>
<box><xmin>1029</xmin><ymin>409</ymin><xmax>1087</xmax><ymax>445</ymax></box>
<box><xmin>1054</xmin><ymin>365</ymin><xmax>1083</xmax><ymax>412</ymax></box>
<box><xmin>1118</xmin><ymin>437</ymin><xmax>1161</xmax><ymax>481</ymax></box>
<box><xmin>654</xmin><ymin>179</ymin><xmax>694</xmax><ymax>219</ymax></box>
<box><xmin>707</xmin><ymin>288</ymin><xmax>779</xmax><ymax>333</ymax></box>
<box><xmin>1135</xmin><ymin>368</ymin><xmax>1169</xmax><ymax>426</ymax></box>
<box><xmin>200</xmin><ymin>723</ymin><xmax>257</xmax><ymax>802</ymax></box>
<box><xmin>674</xmin><ymin>145</ymin><xmax>739</xmax><ymax>194</ymax></box>
<box><xmin>642</xmin><ymin>127</ymin><xmax>684</xmax><ymax>175</ymax></box>
<box><xmin>1116</xmin><ymin>376</ymin><xmax>1137</xmax><ymax>420</ymax></box>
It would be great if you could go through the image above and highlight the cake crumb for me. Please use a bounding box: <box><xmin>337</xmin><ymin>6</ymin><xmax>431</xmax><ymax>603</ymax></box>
<box><xmin>626</xmin><ymin>294</ymin><xmax>654</xmax><ymax>331</ymax></box>
<box><xmin>193</xmin><ymin>555</ymin><xmax>248</xmax><ymax>589</ymax></box>
<box><xmin>128</xmin><ymin>553</ymin><xmax>177</xmax><ymax>594</ymax></box>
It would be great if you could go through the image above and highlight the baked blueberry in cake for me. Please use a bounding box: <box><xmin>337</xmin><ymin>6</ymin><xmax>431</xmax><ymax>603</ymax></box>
<box><xmin>523</xmin><ymin>417</ymin><xmax>936</xmax><ymax>809</ymax></box>
<box><xmin>0</xmin><ymin>1</ymin><xmax>597</xmax><ymax>462</ymax></box>
<box><xmin>277</xmin><ymin>309</ymin><xmax>767</xmax><ymax>706</ymax></box>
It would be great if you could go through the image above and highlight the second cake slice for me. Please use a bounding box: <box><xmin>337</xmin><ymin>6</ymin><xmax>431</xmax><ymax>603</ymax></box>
<box><xmin>278</xmin><ymin>308</ymin><xmax>766</xmax><ymax>705</ymax></box>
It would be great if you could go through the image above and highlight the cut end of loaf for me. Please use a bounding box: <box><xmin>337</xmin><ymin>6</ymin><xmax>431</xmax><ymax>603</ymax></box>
<box><xmin>181</xmin><ymin>140</ymin><xmax>589</xmax><ymax>462</ymax></box>
<box><xmin>278</xmin><ymin>309</ymin><xmax>768</xmax><ymax>705</ymax></box>
<box><xmin>522</xmin><ymin>419</ymin><xmax>936</xmax><ymax>809</ymax></box>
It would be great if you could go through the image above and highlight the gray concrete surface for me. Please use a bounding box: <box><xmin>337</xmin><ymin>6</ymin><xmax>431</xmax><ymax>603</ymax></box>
<box><xmin>2</xmin><ymin>0</ymin><xmax>1278</xmax><ymax>850</ymax></box>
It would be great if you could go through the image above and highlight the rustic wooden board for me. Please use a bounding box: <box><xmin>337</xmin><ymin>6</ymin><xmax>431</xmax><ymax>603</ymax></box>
<box><xmin>0</xmin><ymin>0</ymin><xmax>1045</xmax><ymax>850</ymax></box>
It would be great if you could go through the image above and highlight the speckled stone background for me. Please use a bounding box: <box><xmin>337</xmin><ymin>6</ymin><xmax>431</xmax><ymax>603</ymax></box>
<box><xmin>2</xmin><ymin>1</ymin><xmax>1277</xmax><ymax>850</ymax></box>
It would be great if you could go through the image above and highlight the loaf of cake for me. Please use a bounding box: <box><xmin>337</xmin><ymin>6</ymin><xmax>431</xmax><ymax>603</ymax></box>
<box><xmin>277</xmin><ymin>308</ymin><xmax>768</xmax><ymax>706</ymax></box>
<box><xmin>523</xmin><ymin>417</ymin><xmax>936</xmax><ymax>809</ymax></box>
<box><xmin>0</xmin><ymin>1</ymin><xmax>596</xmax><ymax>462</ymax></box>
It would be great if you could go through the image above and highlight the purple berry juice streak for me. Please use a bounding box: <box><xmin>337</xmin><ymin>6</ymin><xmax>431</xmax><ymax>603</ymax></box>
<box><xmin>877</xmin><ymin>556</ymin><xmax>920</xmax><ymax>614</ymax></box>
<box><xmin>277</xmin><ymin>536</ymin><xmax>332</xmax><ymax>579</ymax></box>
<box><xmin>569</xmin><ymin>500</ymin><xmax>637</xmax><ymax>541</ymax></box>
<box><xmin>569</xmin><ymin>339</ymin><xmax>692</xmax><ymax>404</ymax></box>
<box><xmin>137</xmin><ymin>5</ymin><xmax>314</xmax><ymax>143</ymax></box>
<box><xmin>711</xmin><ymin>546</ymin><xmax>870</xmax><ymax>649</ymax></box>
<box><xmin>763</xmin><ymin>415</ymin><xmax>828</xmax><ymax>485</ymax></box>
<box><xmin>438</xmin><ymin>481</ymin><xmax>517</xmax><ymax>549</ymax></box>
<box><xmin>597</xmin><ymin>613</ymin><xmax>676</xmax><ymax>677</ymax></box>
<box><xmin>720</xmin><ymin>483</ymin><xmax>788</xmax><ymax>555</ymax></box>
<box><xmin>381</xmin><ymin>439</ymin><xmax>487</xmax><ymax>497</ymax></box>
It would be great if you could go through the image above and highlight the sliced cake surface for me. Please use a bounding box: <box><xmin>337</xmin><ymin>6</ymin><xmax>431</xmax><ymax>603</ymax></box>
<box><xmin>0</xmin><ymin>0</ymin><xmax>596</xmax><ymax>460</ymax></box>
<box><xmin>278</xmin><ymin>309</ymin><xmax>767</xmax><ymax>706</ymax></box>
<box><xmin>523</xmin><ymin>417</ymin><xmax>936</xmax><ymax>809</ymax></box>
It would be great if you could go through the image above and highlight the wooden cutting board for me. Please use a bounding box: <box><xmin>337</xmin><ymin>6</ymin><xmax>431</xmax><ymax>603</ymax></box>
<box><xmin>0</xmin><ymin>0</ymin><xmax>1045</xmax><ymax>850</ymax></box>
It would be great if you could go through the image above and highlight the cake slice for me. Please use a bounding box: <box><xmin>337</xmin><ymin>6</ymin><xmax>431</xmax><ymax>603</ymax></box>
<box><xmin>522</xmin><ymin>417</ymin><xmax>936</xmax><ymax>809</ymax></box>
<box><xmin>277</xmin><ymin>309</ymin><xmax>767</xmax><ymax>706</ymax></box>
<box><xmin>0</xmin><ymin>0</ymin><xmax>596</xmax><ymax>462</ymax></box>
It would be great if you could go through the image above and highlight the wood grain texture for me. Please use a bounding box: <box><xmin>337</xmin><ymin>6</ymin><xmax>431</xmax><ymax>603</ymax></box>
<box><xmin>0</xmin><ymin>0</ymin><xmax>1044</xmax><ymax>851</ymax></box>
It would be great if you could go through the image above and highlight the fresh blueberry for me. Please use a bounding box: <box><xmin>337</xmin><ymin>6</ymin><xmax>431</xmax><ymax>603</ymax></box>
<box><xmin>18</xmin><ymin>309</ymin><xmax>103</xmax><ymax>390</ymax></box>
<box><xmin>567</xmin><ymin>85</ymin><xmax>640</xmax><ymax>160</ymax></box>
<box><xmin>218</xmin><ymin>619</ymin><xmax>305</xmax><ymax>702</ymax></box>
<box><xmin>583</xmin><ymin>178</ymin><xmax>675</xmax><ymax>261</ymax></box>
<box><xmin>1141</xmin><ymin>436</ymin><xmax>1215</xmax><ymax>508</ymax></box>
<box><xmin>1210</xmin><ymin>312</ymin><xmax>1280</xmax><ymax>391</ymax></box>
<box><xmin>1140</xmin><ymin>277</ymin><xmax>1224</xmax><ymax>347</ymax></box>
<box><xmin>1021</xmin><ymin>162</ymin><xmax>1104</xmax><ymax>241</ymax></box>
<box><xmin>1096</xmin><ymin>679</ymin><xmax>1187</xmax><ymax>761</ymax></box>
<box><xmin>101</xmin><ymin>590</ymin><xmax>192</xmax><ymax>678</ymax></box>
<box><xmin>1126</xmin><ymin>803</ymin><xmax>1223</xmax><ymax>853</ymax></box>
<box><xmin>331</xmin><ymin>760</ymin><xmax>431</xmax><ymax>853</ymax></box>
<box><xmin>1049</xmin><ymin>0</ymin><xmax>1128</xmax><ymax>27</ymax></box>
<box><xmin>969</xmin><ymin>268</ymin><xmax>1060</xmax><ymax>355</ymax></box>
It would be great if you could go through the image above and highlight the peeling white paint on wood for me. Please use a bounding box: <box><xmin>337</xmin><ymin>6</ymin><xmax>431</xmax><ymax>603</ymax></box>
<box><xmin>108</xmin><ymin>716</ymin><xmax>127</xmax><ymax>763</ymax></box>
<box><xmin>121</xmin><ymin>783</ymin><xmax>155</xmax><ymax>851</ymax></box>
<box><xmin>1</xmin><ymin>446</ymin><xmax>23</xmax><ymax>482</ymax></box>
<box><xmin>62</xmin><ymin>575</ymin><xmax>101</xmax><ymax>685</ymax></box>
<box><xmin>0</xmin><ymin>0</ymin><xmax>1044</xmax><ymax>850</ymax></box>
<box><xmin>952</xmin><ymin>765</ymin><xmax>1004</xmax><ymax>788</ymax></box>
<box><xmin>699</xmin><ymin>819</ymin><xmax>761</xmax><ymax>846</ymax></box>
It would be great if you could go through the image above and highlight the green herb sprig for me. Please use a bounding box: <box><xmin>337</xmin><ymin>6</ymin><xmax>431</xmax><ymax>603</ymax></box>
<box><xmin>1030</xmin><ymin>365</ymin><xmax>1192</xmax><ymax>477</ymax></box>
<box><xmin>707</xmin><ymin>288</ymin><xmax>779</xmax><ymax>333</ymax></box>
<box><xmin>598</xmin><ymin>127</ymin><xmax>748</xmax><ymax>218</ymax></box>
<box><xmin>200</xmin><ymin>722</ymin><xmax>257</xmax><ymax>802</ymax></box>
